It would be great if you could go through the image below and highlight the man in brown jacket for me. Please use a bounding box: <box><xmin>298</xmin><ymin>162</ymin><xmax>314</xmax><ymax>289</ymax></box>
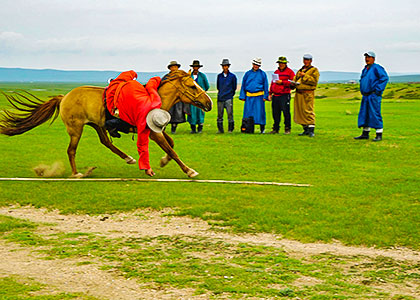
<box><xmin>292</xmin><ymin>54</ymin><xmax>320</xmax><ymax>137</ymax></box>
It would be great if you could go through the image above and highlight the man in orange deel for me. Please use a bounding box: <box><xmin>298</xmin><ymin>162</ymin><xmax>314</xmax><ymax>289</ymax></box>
<box><xmin>105</xmin><ymin>70</ymin><xmax>170</xmax><ymax>176</ymax></box>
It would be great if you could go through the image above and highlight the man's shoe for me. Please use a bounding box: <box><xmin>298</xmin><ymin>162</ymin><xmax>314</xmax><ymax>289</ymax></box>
<box><xmin>372</xmin><ymin>133</ymin><xmax>382</xmax><ymax>142</ymax></box>
<box><xmin>284</xmin><ymin>128</ymin><xmax>291</xmax><ymax>135</ymax></box>
<box><xmin>190</xmin><ymin>125</ymin><xmax>196</xmax><ymax>134</ymax></box>
<box><xmin>228</xmin><ymin>122</ymin><xmax>234</xmax><ymax>133</ymax></box>
<box><xmin>308</xmin><ymin>127</ymin><xmax>315</xmax><ymax>137</ymax></box>
<box><xmin>217</xmin><ymin>122</ymin><xmax>224</xmax><ymax>134</ymax></box>
<box><xmin>298</xmin><ymin>127</ymin><xmax>309</xmax><ymax>136</ymax></box>
<box><xmin>354</xmin><ymin>131</ymin><xmax>369</xmax><ymax>140</ymax></box>
<box><xmin>269</xmin><ymin>130</ymin><xmax>279</xmax><ymax>134</ymax></box>
<box><xmin>197</xmin><ymin>124</ymin><xmax>203</xmax><ymax>133</ymax></box>
<box><xmin>171</xmin><ymin>124</ymin><xmax>177</xmax><ymax>134</ymax></box>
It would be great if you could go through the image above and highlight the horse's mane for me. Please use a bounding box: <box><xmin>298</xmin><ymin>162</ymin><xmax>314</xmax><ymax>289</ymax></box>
<box><xmin>160</xmin><ymin>70</ymin><xmax>189</xmax><ymax>87</ymax></box>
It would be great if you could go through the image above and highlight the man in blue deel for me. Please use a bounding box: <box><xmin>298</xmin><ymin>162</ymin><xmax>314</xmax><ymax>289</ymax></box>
<box><xmin>354</xmin><ymin>51</ymin><xmax>389</xmax><ymax>141</ymax></box>
<box><xmin>240</xmin><ymin>58</ymin><xmax>269</xmax><ymax>133</ymax></box>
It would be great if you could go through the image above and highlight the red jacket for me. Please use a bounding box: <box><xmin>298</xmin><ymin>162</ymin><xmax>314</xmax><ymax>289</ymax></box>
<box><xmin>106</xmin><ymin>70</ymin><xmax>162</xmax><ymax>170</ymax></box>
<box><xmin>269</xmin><ymin>67</ymin><xmax>295</xmax><ymax>95</ymax></box>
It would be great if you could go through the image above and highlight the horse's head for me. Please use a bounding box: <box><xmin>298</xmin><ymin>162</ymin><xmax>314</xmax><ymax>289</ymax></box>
<box><xmin>158</xmin><ymin>70</ymin><xmax>213</xmax><ymax>112</ymax></box>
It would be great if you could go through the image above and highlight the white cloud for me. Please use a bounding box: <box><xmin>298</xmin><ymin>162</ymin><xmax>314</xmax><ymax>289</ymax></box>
<box><xmin>385</xmin><ymin>42</ymin><xmax>420</xmax><ymax>52</ymax></box>
<box><xmin>0</xmin><ymin>31</ymin><xmax>24</xmax><ymax>41</ymax></box>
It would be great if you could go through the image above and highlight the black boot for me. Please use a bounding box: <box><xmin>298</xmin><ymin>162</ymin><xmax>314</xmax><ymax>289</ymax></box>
<box><xmin>260</xmin><ymin>124</ymin><xmax>265</xmax><ymax>134</ymax></box>
<box><xmin>298</xmin><ymin>126</ymin><xmax>309</xmax><ymax>136</ymax></box>
<box><xmin>171</xmin><ymin>124</ymin><xmax>177</xmax><ymax>134</ymax></box>
<box><xmin>105</xmin><ymin>119</ymin><xmax>132</xmax><ymax>138</ymax></box>
<box><xmin>308</xmin><ymin>127</ymin><xmax>315</xmax><ymax>137</ymax></box>
<box><xmin>197</xmin><ymin>124</ymin><xmax>203</xmax><ymax>133</ymax></box>
<box><xmin>228</xmin><ymin>122</ymin><xmax>234</xmax><ymax>133</ymax></box>
<box><xmin>217</xmin><ymin>122</ymin><xmax>224</xmax><ymax>134</ymax></box>
<box><xmin>354</xmin><ymin>130</ymin><xmax>369</xmax><ymax>140</ymax></box>
<box><xmin>373</xmin><ymin>132</ymin><xmax>382</xmax><ymax>142</ymax></box>
<box><xmin>190</xmin><ymin>124</ymin><xmax>196</xmax><ymax>134</ymax></box>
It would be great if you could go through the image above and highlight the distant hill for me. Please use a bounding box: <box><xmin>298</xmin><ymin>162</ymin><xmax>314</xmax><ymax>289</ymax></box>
<box><xmin>0</xmin><ymin>67</ymin><xmax>166</xmax><ymax>84</ymax></box>
<box><xmin>0</xmin><ymin>67</ymin><xmax>419</xmax><ymax>84</ymax></box>
<box><xmin>387</xmin><ymin>75</ymin><xmax>420</xmax><ymax>83</ymax></box>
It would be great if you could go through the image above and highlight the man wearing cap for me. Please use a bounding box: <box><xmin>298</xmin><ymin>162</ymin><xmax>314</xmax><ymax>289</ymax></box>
<box><xmin>167</xmin><ymin>60</ymin><xmax>187</xmax><ymax>134</ymax></box>
<box><xmin>239</xmin><ymin>58</ymin><xmax>269</xmax><ymax>133</ymax></box>
<box><xmin>105</xmin><ymin>70</ymin><xmax>170</xmax><ymax>176</ymax></box>
<box><xmin>188</xmin><ymin>60</ymin><xmax>210</xmax><ymax>133</ymax></box>
<box><xmin>292</xmin><ymin>54</ymin><xmax>319</xmax><ymax>137</ymax></box>
<box><xmin>216</xmin><ymin>58</ymin><xmax>237</xmax><ymax>133</ymax></box>
<box><xmin>268</xmin><ymin>56</ymin><xmax>295</xmax><ymax>134</ymax></box>
<box><xmin>354</xmin><ymin>51</ymin><xmax>389</xmax><ymax>141</ymax></box>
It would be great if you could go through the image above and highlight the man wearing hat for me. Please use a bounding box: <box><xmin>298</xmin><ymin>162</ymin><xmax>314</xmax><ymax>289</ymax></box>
<box><xmin>292</xmin><ymin>54</ymin><xmax>320</xmax><ymax>137</ymax></box>
<box><xmin>354</xmin><ymin>51</ymin><xmax>389</xmax><ymax>141</ymax></box>
<box><xmin>188</xmin><ymin>60</ymin><xmax>210</xmax><ymax>133</ymax></box>
<box><xmin>268</xmin><ymin>56</ymin><xmax>295</xmax><ymax>134</ymax></box>
<box><xmin>216</xmin><ymin>58</ymin><xmax>237</xmax><ymax>133</ymax></box>
<box><xmin>167</xmin><ymin>60</ymin><xmax>187</xmax><ymax>134</ymax></box>
<box><xmin>239</xmin><ymin>58</ymin><xmax>269</xmax><ymax>133</ymax></box>
<box><xmin>105</xmin><ymin>70</ymin><xmax>171</xmax><ymax>176</ymax></box>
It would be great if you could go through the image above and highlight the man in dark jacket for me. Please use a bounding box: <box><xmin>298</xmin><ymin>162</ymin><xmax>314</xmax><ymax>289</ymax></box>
<box><xmin>216</xmin><ymin>58</ymin><xmax>237</xmax><ymax>133</ymax></box>
<box><xmin>268</xmin><ymin>56</ymin><xmax>295</xmax><ymax>134</ymax></box>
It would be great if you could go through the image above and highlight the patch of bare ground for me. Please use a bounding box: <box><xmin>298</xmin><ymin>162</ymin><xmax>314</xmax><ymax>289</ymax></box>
<box><xmin>1</xmin><ymin>206</ymin><xmax>420</xmax><ymax>299</ymax></box>
<box><xmin>1</xmin><ymin>206</ymin><xmax>419</xmax><ymax>262</ymax></box>
<box><xmin>0</xmin><ymin>241</ymin><xmax>208</xmax><ymax>300</ymax></box>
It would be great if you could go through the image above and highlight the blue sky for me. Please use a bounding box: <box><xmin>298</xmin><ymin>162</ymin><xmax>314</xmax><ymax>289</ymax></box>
<box><xmin>1</xmin><ymin>0</ymin><xmax>419</xmax><ymax>73</ymax></box>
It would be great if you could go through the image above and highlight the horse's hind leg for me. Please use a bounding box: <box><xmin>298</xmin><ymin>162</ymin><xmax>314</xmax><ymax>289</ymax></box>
<box><xmin>150</xmin><ymin>131</ymin><xmax>198</xmax><ymax>177</ymax></box>
<box><xmin>88</xmin><ymin>123</ymin><xmax>136</xmax><ymax>164</ymax></box>
<box><xmin>160</xmin><ymin>130</ymin><xmax>174</xmax><ymax>167</ymax></box>
<box><xmin>66</xmin><ymin>124</ymin><xmax>84</xmax><ymax>178</ymax></box>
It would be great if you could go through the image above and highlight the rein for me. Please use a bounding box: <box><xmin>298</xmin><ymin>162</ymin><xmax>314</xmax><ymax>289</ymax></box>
<box><xmin>163</xmin><ymin>76</ymin><xmax>206</xmax><ymax>106</ymax></box>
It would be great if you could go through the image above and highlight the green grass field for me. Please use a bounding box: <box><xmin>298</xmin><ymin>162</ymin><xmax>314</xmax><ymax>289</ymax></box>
<box><xmin>0</xmin><ymin>82</ymin><xmax>419</xmax><ymax>299</ymax></box>
<box><xmin>0</xmin><ymin>82</ymin><xmax>419</xmax><ymax>249</ymax></box>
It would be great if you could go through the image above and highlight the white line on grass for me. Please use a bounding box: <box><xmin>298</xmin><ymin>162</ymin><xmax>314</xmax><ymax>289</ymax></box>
<box><xmin>0</xmin><ymin>178</ymin><xmax>310</xmax><ymax>187</ymax></box>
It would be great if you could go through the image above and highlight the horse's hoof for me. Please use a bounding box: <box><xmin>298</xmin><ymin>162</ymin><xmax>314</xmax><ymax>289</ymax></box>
<box><xmin>187</xmin><ymin>169</ymin><xmax>199</xmax><ymax>178</ymax></box>
<box><xmin>70</xmin><ymin>172</ymin><xmax>84</xmax><ymax>178</ymax></box>
<box><xmin>125</xmin><ymin>156</ymin><xmax>136</xmax><ymax>164</ymax></box>
<box><xmin>83</xmin><ymin>167</ymin><xmax>96</xmax><ymax>177</ymax></box>
<box><xmin>160</xmin><ymin>156</ymin><xmax>170</xmax><ymax>168</ymax></box>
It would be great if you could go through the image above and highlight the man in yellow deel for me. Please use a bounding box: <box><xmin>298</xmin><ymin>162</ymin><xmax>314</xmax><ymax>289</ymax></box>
<box><xmin>292</xmin><ymin>54</ymin><xmax>320</xmax><ymax>137</ymax></box>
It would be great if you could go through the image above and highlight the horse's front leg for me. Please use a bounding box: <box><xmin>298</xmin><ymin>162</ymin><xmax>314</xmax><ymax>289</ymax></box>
<box><xmin>149</xmin><ymin>131</ymin><xmax>198</xmax><ymax>177</ymax></box>
<box><xmin>89</xmin><ymin>123</ymin><xmax>136</xmax><ymax>164</ymax></box>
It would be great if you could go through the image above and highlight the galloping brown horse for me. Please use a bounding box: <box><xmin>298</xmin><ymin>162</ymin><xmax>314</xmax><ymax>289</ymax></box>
<box><xmin>0</xmin><ymin>70</ymin><xmax>212</xmax><ymax>178</ymax></box>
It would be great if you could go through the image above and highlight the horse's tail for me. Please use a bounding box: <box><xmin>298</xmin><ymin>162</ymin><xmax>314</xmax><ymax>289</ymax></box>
<box><xmin>0</xmin><ymin>90</ymin><xmax>64</xmax><ymax>136</ymax></box>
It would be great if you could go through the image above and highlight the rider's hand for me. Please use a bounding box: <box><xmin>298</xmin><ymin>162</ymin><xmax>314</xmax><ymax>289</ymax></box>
<box><xmin>145</xmin><ymin>168</ymin><xmax>155</xmax><ymax>177</ymax></box>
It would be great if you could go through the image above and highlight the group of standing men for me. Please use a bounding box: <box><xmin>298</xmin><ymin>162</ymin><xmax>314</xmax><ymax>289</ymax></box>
<box><xmin>239</xmin><ymin>55</ymin><xmax>319</xmax><ymax>136</ymax></box>
<box><xmin>168</xmin><ymin>51</ymin><xmax>389</xmax><ymax>141</ymax></box>
<box><xmin>168</xmin><ymin>54</ymin><xmax>321</xmax><ymax>137</ymax></box>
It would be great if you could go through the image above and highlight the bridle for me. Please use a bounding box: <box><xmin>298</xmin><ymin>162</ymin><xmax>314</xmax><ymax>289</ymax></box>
<box><xmin>164</xmin><ymin>75</ymin><xmax>207</xmax><ymax>109</ymax></box>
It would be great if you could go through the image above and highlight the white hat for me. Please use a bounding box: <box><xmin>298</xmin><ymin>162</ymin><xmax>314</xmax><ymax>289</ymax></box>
<box><xmin>303</xmin><ymin>54</ymin><xmax>313</xmax><ymax>60</ymax></box>
<box><xmin>146</xmin><ymin>109</ymin><xmax>171</xmax><ymax>133</ymax></box>
<box><xmin>252</xmin><ymin>57</ymin><xmax>262</xmax><ymax>66</ymax></box>
<box><xmin>364</xmin><ymin>51</ymin><xmax>376</xmax><ymax>58</ymax></box>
